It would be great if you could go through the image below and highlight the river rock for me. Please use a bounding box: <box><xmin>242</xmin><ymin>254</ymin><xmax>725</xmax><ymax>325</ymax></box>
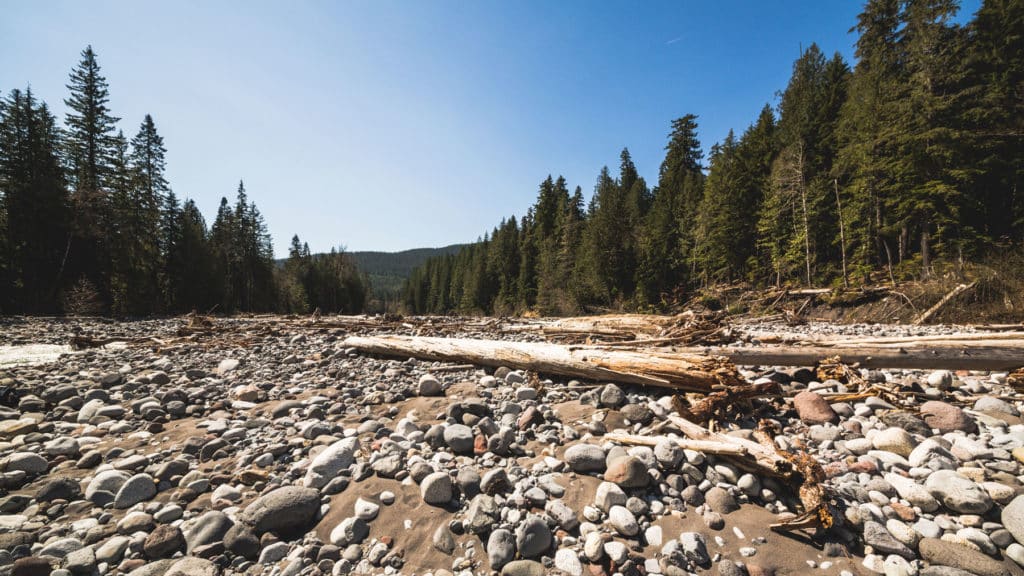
<box><xmin>487</xmin><ymin>528</ymin><xmax>516</xmax><ymax>569</ymax></box>
<box><xmin>920</xmin><ymin>401</ymin><xmax>975</xmax><ymax>433</ymax></box>
<box><xmin>1002</xmin><ymin>494</ymin><xmax>1024</xmax><ymax>545</ymax></box>
<box><xmin>793</xmin><ymin>391</ymin><xmax>838</xmax><ymax>424</ymax></box>
<box><xmin>304</xmin><ymin>437</ymin><xmax>359</xmax><ymax>489</ymax></box>
<box><xmin>925</xmin><ymin>470</ymin><xmax>992</xmax><ymax>514</ymax></box>
<box><xmin>564</xmin><ymin>444</ymin><xmax>606</xmax><ymax>473</ymax></box>
<box><xmin>515</xmin><ymin>515</ymin><xmax>552</xmax><ymax>558</ymax></box>
<box><xmin>918</xmin><ymin>538</ymin><xmax>1006</xmax><ymax>576</ymax></box>
<box><xmin>240</xmin><ymin>486</ymin><xmax>320</xmax><ymax>537</ymax></box>
<box><xmin>421</xmin><ymin>471</ymin><xmax>453</xmax><ymax>505</ymax></box>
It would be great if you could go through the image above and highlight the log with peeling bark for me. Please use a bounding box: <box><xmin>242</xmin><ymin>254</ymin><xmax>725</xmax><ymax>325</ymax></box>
<box><xmin>341</xmin><ymin>335</ymin><xmax>742</xmax><ymax>392</ymax></box>
<box><xmin>526</xmin><ymin>311</ymin><xmax>733</xmax><ymax>346</ymax></box>
<box><xmin>671</xmin><ymin>344</ymin><xmax>1024</xmax><ymax>371</ymax></box>
<box><xmin>806</xmin><ymin>331</ymin><xmax>1024</xmax><ymax>347</ymax></box>
<box><xmin>541</xmin><ymin>313</ymin><xmax>690</xmax><ymax>337</ymax></box>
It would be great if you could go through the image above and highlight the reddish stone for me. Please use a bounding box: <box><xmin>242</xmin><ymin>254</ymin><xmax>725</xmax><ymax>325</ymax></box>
<box><xmin>474</xmin><ymin>434</ymin><xmax>488</xmax><ymax>455</ymax></box>
<box><xmin>603</xmin><ymin>456</ymin><xmax>649</xmax><ymax>488</ymax></box>
<box><xmin>840</xmin><ymin>419</ymin><xmax>862</xmax><ymax>435</ymax></box>
<box><xmin>822</xmin><ymin>461</ymin><xmax>848</xmax><ymax>478</ymax></box>
<box><xmin>891</xmin><ymin>501</ymin><xmax>917</xmax><ymax>522</ymax></box>
<box><xmin>517</xmin><ymin>406</ymin><xmax>543</xmax><ymax>430</ymax></box>
<box><xmin>847</xmin><ymin>460</ymin><xmax>878</xmax><ymax>475</ymax></box>
<box><xmin>793</xmin><ymin>391</ymin><xmax>838</xmax><ymax>424</ymax></box>
<box><xmin>921</xmin><ymin>401</ymin><xmax>976</xmax><ymax>433</ymax></box>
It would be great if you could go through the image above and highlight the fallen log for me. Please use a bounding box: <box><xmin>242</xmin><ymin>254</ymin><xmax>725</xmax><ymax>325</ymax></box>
<box><xmin>913</xmin><ymin>281</ymin><xmax>977</xmax><ymax>325</ymax></box>
<box><xmin>341</xmin><ymin>335</ymin><xmax>741</xmax><ymax>392</ymax></box>
<box><xmin>664</xmin><ymin>414</ymin><xmax>796</xmax><ymax>479</ymax></box>
<box><xmin>804</xmin><ymin>332</ymin><xmax>1024</xmax><ymax>347</ymax></box>
<box><xmin>672</xmin><ymin>344</ymin><xmax>1024</xmax><ymax>371</ymax></box>
<box><xmin>604</xmin><ymin>433</ymin><xmax>749</xmax><ymax>456</ymax></box>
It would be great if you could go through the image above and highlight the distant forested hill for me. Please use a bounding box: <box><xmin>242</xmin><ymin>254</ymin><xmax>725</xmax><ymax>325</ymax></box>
<box><xmin>350</xmin><ymin>245</ymin><xmax>465</xmax><ymax>311</ymax></box>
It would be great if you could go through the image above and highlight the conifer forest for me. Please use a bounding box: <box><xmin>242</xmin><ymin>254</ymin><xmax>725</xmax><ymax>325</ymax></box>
<box><xmin>403</xmin><ymin>0</ymin><xmax>1023</xmax><ymax>316</ymax></box>
<box><xmin>0</xmin><ymin>47</ymin><xmax>367</xmax><ymax>316</ymax></box>
<box><xmin>1</xmin><ymin>0</ymin><xmax>1022</xmax><ymax>318</ymax></box>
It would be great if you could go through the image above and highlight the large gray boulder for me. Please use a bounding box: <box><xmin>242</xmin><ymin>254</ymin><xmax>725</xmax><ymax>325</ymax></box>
<box><xmin>240</xmin><ymin>486</ymin><xmax>321</xmax><ymax>538</ymax></box>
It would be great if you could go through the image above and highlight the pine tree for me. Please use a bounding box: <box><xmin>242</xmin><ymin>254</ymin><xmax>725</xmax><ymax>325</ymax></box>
<box><xmin>172</xmin><ymin>199</ymin><xmax>215</xmax><ymax>311</ymax></box>
<box><xmin>836</xmin><ymin>0</ymin><xmax>904</xmax><ymax>281</ymax></box>
<box><xmin>893</xmin><ymin>0</ymin><xmax>967</xmax><ymax>276</ymax></box>
<box><xmin>636</xmin><ymin>115</ymin><xmax>703</xmax><ymax>305</ymax></box>
<box><xmin>0</xmin><ymin>88</ymin><xmax>71</xmax><ymax>312</ymax></box>
<box><xmin>64</xmin><ymin>46</ymin><xmax>120</xmax><ymax>302</ymax></box>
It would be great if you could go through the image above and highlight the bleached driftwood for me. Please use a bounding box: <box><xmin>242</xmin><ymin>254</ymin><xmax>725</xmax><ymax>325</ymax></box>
<box><xmin>671</xmin><ymin>344</ymin><xmax>1024</xmax><ymax>371</ymax></box>
<box><xmin>341</xmin><ymin>335</ymin><xmax>741</xmax><ymax>393</ymax></box>
<box><xmin>604</xmin><ymin>433</ymin><xmax>748</xmax><ymax>456</ymax></box>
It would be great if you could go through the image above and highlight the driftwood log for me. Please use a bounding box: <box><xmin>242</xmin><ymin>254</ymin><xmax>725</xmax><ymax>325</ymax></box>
<box><xmin>672</xmin><ymin>344</ymin><xmax>1024</xmax><ymax>371</ymax></box>
<box><xmin>341</xmin><ymin>335</ymin><xmax>742</xmax><ymax>393</ymax></box>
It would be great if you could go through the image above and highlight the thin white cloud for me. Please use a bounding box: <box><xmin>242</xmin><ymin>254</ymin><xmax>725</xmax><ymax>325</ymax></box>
<box><xmin>665</xmin><ymin>36</ymin><xmax>683</xmax><ymax>45</ymax></box>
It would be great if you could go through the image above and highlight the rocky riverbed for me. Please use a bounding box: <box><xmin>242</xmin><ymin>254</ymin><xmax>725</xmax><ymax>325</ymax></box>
<box><xmin>1</xmin><ymin>316</ymin><xmax>1024</xmax><ymax>576</ymax></box>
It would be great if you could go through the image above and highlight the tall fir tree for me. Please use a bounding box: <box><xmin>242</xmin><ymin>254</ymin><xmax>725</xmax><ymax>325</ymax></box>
<box><xmin>64</xmin><ymin>46</ymin><xmax>120</xmax><ymax>304</ymax></box>
<box><xmin>0</xmin><ymin>88</ymin><xmax>70</xmax><ymax>312</ymax></box>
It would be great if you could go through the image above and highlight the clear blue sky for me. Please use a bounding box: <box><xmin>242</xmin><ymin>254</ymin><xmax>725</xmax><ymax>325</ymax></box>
<box><xmin>1</xmin><ymin>0</ymin><xmax>981</xmax><ymax>256</ymax></box>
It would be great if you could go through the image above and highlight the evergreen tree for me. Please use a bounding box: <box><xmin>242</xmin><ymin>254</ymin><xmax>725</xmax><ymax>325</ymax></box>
<box><xmin>0</xmin><ymin>88</ymin><xmax>70</xmax><ymax>312</ymax></box>
<box><xmin>836</xmin><ymin>0</ymin><xmax>904</xmax><ymax>280</ymax></box>
<box><xmin>64</xmin><ymin>45</ymin><xmax>120</xmax><ymax>302</ymax></box>
<box><xmin>172</xmin><ymin>199</ymin><xmax>216</xmax><ymax>311</ymax></box>
<box><xmin>962</xmin><ymin>0</ymin><xmax>1024</xmax><ymax>242</ymax></box>
<box><xmin>636</xmin><ymin>115</ymin><xmax>703</xmax><ymax>305</ymax></box>
<box><xmin>893</xmin><ymin>0</ymin><xmax>967</xmax><ymax>275</ymax></box>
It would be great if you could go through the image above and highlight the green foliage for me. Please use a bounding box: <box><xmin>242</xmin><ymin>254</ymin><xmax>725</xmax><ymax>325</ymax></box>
<box><xmin>279</xmin><ymin>236</ymin><xmax>367</xmax><ymax>314</ymax></box>
<box><xmin>0</xmin><ymin>88</ymin><xmax>70</xmax><ymax>312</ymax></box>
<box><xmin>404</xmin><ymin>0</ymin><xmax>1023</xmax><ymax>314</ymax></box>
<box><xmin>0</xmin><ymin>46</ymin><xmax>368</xmax><ymax>316</ymax></box>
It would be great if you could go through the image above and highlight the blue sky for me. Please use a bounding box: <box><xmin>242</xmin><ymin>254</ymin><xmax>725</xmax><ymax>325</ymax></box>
<box><xmin>1</xmin><ymin>0</ymin><xmax>981</xmax><ymax>255</ymax></box>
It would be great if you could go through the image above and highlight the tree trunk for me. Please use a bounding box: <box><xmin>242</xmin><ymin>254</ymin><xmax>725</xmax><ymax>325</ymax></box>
<box><xmin>672</xmin><ymin>342</ymin><xmax>1023</xmax><ymax>371</ymax></box>
<box><xmin>342</xmin><ymin>335</ymin><xmax>740</xmax><ymax>392</ymax></box>
<box><xmin>921</xmin><ymin>221</ymin><xmax>931</xmax><ymax>279</ymax></box>
<box><xmin>834</xmin><ymin>179</ymin><xmax>849</xmax><ymax>289</ymax></box>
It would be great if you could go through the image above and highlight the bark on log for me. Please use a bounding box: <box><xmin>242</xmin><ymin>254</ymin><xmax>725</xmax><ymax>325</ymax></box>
<box><xmin>672</xmin><ymin>344</ymin><xmax>1024</xmax><ymax>371</ymax></box>
<box><xmin>341</xmin><ymin>335</ymin><xmax>741</xmax><ymax>392</ymax></box>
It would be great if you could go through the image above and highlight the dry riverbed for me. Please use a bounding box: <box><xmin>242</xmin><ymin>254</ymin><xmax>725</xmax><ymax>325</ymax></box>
<box><xmin>1</xmin><ymin>316</ymin><xmax>1024</xmax><ymax>576</ymax></box>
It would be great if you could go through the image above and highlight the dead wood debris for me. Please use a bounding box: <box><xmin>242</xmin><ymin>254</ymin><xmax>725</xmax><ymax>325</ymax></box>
<box><xmin>754</xmin><ymin>420</ymin><xmax>839</xmax><ymax>533</ymax></box>
<box><xmin>538</xmin><ymin>310</ymin><xmax>738</xmax><ymax>347</ymax></box>
<box><xmin>670</xmin><ymin>381</ymin><xmax>782</xmax><ymax>425</ymax></box>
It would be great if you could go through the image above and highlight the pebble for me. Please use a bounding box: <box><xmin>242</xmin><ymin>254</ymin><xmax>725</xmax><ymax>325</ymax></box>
<box><xmin>421</xmin><ymin>471</ymin><xmax>453</xmax><ymax>505</ymax></box>
<box><xmin>1</xmin><ymin>317</ymin><xmax>1022</xmax><ymax>576</ymax></box>
<box><xmin>515</xmin><ymin>515</ymin><xmax>552</xmax><ymax>558</ymax></box>
<box><xmin>554</xmin><ymin>548</ymin><xmax>583</xmax><ymax>576</ymax></box>
<box><xmin>564</xmin><ymin>444</ymin><xmax>606</xmax><ymax>473</ymax></box>
<box><xmin>793</xmin><ymin>391</ymin><xmax>838</xmax><ymax>424</ymax></box>
<box><xmin>608</xmin><ymin>505</ymin><xmax>639</xmax><ymax>536</ymax></box>
<box><xmin>925</xmin><ymin>470</ymin><xmax>993</xmax><ymax>514</ymax></box>
<box><xmin>918</xmin><ymin>538</ymin><xmax>1007</xmax><ymax>576</ymax></box>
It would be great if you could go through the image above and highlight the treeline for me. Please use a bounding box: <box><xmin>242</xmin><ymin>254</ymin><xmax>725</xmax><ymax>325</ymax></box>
<box><xmin>0</xmin><ymin>46</ymin><xmax>367</xmax><ymax>315</ymax></box>
<box><xmin>405</xmin><ymin>0</ymin><xmax>1023</xmax><ymax>315</ymax></box>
